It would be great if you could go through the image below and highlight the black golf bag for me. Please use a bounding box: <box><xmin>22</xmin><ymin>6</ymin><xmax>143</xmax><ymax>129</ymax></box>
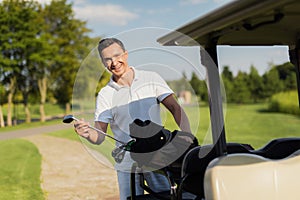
<box><xmin>128</xmin><ymin>119</ymin><xmax>198</xmax><ymax>171</ymax></box>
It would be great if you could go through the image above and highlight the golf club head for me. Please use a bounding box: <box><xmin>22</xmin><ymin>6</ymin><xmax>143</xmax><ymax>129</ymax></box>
<box><xmin>62</xmin><ymin>115</ymin><xmax>127</xmax><ymax>145</ymax></box>
<box><xmin>62</xmin><ymin>115</ymin><xmax>79</xmax><ymax>124</ymax></box>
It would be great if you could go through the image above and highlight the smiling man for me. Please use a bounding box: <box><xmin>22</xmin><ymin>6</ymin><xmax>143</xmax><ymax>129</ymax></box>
<box><xmin>74</xmin><ymin>37</ymin><xmax>192</xmax><ymax>199</ymax></box>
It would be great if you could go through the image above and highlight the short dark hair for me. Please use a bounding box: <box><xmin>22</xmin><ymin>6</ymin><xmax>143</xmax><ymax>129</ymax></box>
<box><xmin>97</xmin><ymin>38</ymin><xmax>125</xmax><ymax>59</ymax></box>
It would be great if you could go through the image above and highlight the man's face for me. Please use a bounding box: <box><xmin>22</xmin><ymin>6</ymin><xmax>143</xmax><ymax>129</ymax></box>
<box><xmin>101</xmin><ymin>43</ymin><xmax>129</xmax><ymax>77</ymax></box>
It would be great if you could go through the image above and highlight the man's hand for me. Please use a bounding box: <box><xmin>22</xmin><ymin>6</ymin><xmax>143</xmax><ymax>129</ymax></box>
<box><xmin>74</xmin><ymin>119</ymin><xmax>90</xmax><ymax>138</ymax></box>
<box><xmin>178</xmin><ymin>135</ymin><xmax>194</xmax><ymax>143</ymax></box>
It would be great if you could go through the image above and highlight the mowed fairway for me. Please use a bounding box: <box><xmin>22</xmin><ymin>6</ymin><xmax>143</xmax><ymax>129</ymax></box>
<box><xmin>165</xmin><ymin>103</ymin><xmax>300</xmax><ymax>149</ymax></box>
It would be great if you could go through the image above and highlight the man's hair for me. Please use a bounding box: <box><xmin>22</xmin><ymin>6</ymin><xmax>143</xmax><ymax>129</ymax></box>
<box><xmin>98</xmin><ymin>38</ymin><xmax>125</xmax><ymax>59</ymax></box>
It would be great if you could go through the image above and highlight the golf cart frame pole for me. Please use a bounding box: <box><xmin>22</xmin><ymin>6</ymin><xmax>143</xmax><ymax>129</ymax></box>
<box><xmin>289</xmin><ymin>39</ymin><xmax>300</xmax><ymax>108</ymax></box>
<box><xmin>201</xmin><ymin>43</ymin><xmax>227</xmax><ymax>157</ymax></box>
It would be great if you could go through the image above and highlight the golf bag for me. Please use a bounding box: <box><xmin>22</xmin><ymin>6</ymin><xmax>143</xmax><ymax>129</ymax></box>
<box><xmin>128</xmin><ymin>119</ymin><xmax>198</xmax><ymax>170</ymax></box>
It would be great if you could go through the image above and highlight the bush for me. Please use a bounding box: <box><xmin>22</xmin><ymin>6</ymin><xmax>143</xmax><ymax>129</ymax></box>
<box><xmin>268</xmin><ymin>90</ymin><xmax>300</xmax><ymax>116</ymax></box>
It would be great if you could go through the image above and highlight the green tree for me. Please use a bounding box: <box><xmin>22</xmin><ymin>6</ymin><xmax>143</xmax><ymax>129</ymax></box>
<box><xmin>0</xmin><ymin>0</ymin><xmax>92</xmax><ymax>124</ymax></box>
<box><xmin>0</xmin><ymin>82</ymin><xmax>6</xmax><ymax>127</ymax></box>
<box><xmin>232</xmin><ymin>71</ymin><xmax>251</xmax><ymax>103</ymax></box>
<box><xmin>190</xmin><ymin>72</ymin><xmax>201</xmax><ymax>96</ymax></box>
<box><xmin>248</xmin><ymin>65</ymin><xmax>263</xmax><ymax>102</ymax></box>
<box><xmin>262</xmin><ymin>66</ymin><xmax>283</xmax><ymax>99</ymax></box>
<box><xmin>189</xmin><ymin>72</ymin><xmax>207</xmax><ymax>102</ymax></box>
<box><xmin>276</xmin><ymin>62</ymin><xmax>297</xmax><ymax>90</ymax></box>
<box><xmin>0</xmin><ymin>0</ymin><xmax>41</xmax><ymax>125</ymax></box>
<box><xmin>222</xmin><ymin>66</ymin><xmax>234</xmax><ymax>81</ymax></box>
<box><xmin>43</xmin><ymin>0</ymin><xmax>91</xmax><ymax>116</ymax></box>
<box><xmin>0</xmin><ymin>0</ymin><xmax>17</xmax><ymax>126</ymax></box>
<box><xmin>18</xmin><ymin>0</ymin><xmax>43</xmax><ymax>123</ymax></box>
<box><xmin>221</xmin><ymin>66</ymin><xmax>234</xmax><ymax>103</ymax></box>
<box><xmin>199</xmin><ymin>80</ymin><xmax>208</xmax><ymax>102</ymax></box>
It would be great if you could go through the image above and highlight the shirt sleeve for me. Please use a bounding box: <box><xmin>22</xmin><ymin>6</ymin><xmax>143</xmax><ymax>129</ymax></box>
<box><xmin>151</xmin><ymin>72</ymin><xmax>174</xmax><ymax>102</ymax></box>
<box><xmin>94</xmin><ymin>92</ymin><xmax>112</xmax><ymax>123</ymax></box>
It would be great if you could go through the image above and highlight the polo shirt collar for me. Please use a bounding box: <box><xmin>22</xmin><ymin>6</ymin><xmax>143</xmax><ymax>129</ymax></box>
<box><xmin>108</xmin><ymin>67</ymin><xmax>139</xmax><ymax>90</ymax></box>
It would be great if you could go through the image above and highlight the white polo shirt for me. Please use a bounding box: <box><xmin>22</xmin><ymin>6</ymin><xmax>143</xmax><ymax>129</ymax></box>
<box><xmin>94</xmin><ymin>67</ymin><xmax>173</xmax><ymax>170</ymax></box>
<box><xmin>95</xmin><ymin>67</ymin><xmax>173</xmax><ymax>140</ymax></box>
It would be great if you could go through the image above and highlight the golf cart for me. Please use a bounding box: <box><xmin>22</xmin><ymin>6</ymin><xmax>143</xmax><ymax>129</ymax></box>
<box><xmin>128</xmin><ymin>0</ymin><xmax>300</xmax><ymax>199</ymax></box>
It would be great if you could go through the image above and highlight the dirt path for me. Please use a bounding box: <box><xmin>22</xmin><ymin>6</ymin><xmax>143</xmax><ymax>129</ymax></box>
<box><xmin>25</xmin><ymin>135</ymin><xmax>119</xmax><ymax>200</ymax></box>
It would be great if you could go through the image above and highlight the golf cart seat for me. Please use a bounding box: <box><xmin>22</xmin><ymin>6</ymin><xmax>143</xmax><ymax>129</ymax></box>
<box><xmin>177</xmin><ymin>143</ymin><xmax>253</xmax><ymax>200</ymax></box>
<box><xmin>251</xmin><ymin>137</ymin><xmax>300</xmax><ymax>159</ymax></box>
<box><xmin>204</xmin><ymin>151</ymin><xmax>300</xmax><ymax>200</ymax></box>
<box><xmin>128</xmin><ymin>143</ymin><xmax>253</xmax><ymax>200</ymax></box>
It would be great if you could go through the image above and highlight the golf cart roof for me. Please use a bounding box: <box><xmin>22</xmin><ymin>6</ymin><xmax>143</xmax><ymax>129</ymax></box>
<box><xmin>157</xmin><ymin>0</ymin><xmax>300</xmax><ymax>48</ymax></box>
<box><xmin>157</xmin><ymin>0</ymin><xmax>300</xmax><ymax>156</ymax></box>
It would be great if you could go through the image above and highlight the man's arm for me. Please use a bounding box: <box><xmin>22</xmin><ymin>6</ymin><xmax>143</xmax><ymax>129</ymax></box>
<box><xmin>74</xmin><ymin>120</ymin><xmax>107</xmax><ymax>145</ymax></box>
<box><xmin>161</xmin><ymin>94</ymin><xmax>192</xmax><ymax>133</ymax></box>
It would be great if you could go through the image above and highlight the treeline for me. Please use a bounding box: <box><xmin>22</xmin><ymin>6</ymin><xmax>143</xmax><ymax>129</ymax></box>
<box><xmin>1</xmin><ymin>1</ymin><xmax>297</xmax><ymax>128</ymax></box>
<box><xmin>0</xmin><ymin>0</ymin><xmax>102</xmax><ymax>127</ymax></box>
<box><xmin>189</xmin><ymin>62</ymin><xmax>297</xmax><ymax>104</ymax></box>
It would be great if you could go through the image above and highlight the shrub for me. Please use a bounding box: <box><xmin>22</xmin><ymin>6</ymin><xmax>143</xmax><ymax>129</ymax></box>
<box><xmin>268</xmin><ymin>90</ymin><xmax>300</xmax><ymax>116</ymax></box>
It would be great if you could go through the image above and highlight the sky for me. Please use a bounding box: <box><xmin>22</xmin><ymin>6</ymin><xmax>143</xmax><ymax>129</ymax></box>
<box><xmin>7</xmin><ymin>0</ymin><xmax>291</xmax><ymax>77</ymax></box>
<box><xmin>68</xmin><ymin>0</ymin><xmax>290</xmax><ymax>76</ymax></box>
<box><xmin>70</xmin><ymin>0</ymin><xmax>232</xmax><ymax>38</ymax></box>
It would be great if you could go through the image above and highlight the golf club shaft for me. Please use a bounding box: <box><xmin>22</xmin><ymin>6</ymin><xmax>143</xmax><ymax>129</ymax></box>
<box><xmin>87</xmin><ymin>125</ymin><xmax>127</xmax><ymax>145</ymax></box>
<box><xmin>66</xmin><ymin>115</ymin><xmax>127</xmax><ymax>145</ymax></box>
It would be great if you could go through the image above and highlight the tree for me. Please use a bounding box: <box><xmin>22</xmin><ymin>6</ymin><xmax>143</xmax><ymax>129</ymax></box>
<box><xmin>0</xmin><ymin>0</ymin><xmax>93</xmax><ymax>124</ymax></box>
<box><xmin>221</xmin><ymin>66</ymin><xmax>234</xmax><ymax>103</ymax></box>
<box><xmin>189</xmin><ymin>72</ymin><xmax>208</xmax><ymax>102</ymax></box>
<box><xmin>0</xmin><ymin>81</ymin><xmax>6</xmax><ymax>127</ymax></box>
<box><xmin>0</xmin><ymin>0</ymin><xmax>41</xmax><ymax>125</ymax></box>
<box><xmin>43</xmin><ymin>0</ymin><xmax>92</xmax><ymax>116</ymax></box>
<box><xmin>231</xmin><ymin>71</ymin><xmax>251</xmax><ymax>103</ymax></box>
<box><xmin>190</xmin><ymin>72</ymin><xmax>201</xmax><ymax>96</ymax></box>
<box><xmin>28</xmin><ymin>27</ymin><xmax>57</xmax><ymax>122</ymax></box>
<box><xmin>248</xmin><ymin>65</ymin><xmax>263</xmax><ymax>102</ymax></box>
<box><xmin>17</xmin><ymin>0</ymin><xmax>43</xmax><ymax>123</ymax></box>
<box><xmin>222</xmin><ymin>66</ymin><xmax>234</xmax><ymax>81</ymax></box>
<box><xmin>276</xmin><ymin>62</ymin><xmax>297</xmax><ymax>90</ymax></box>
<box><xmin>0</xmin><ymin>0</ymin><xmax>15</xmax><ymax>126</ymax></box>
<box><xmin>199</xmin><ymin>80</ymin><xmax>208</xmax><ymax>102</ymax></box>
<box><xmin>262</xmin><ymin>66</ymin><xmax>283</xmax><ymax>99</ymax></box>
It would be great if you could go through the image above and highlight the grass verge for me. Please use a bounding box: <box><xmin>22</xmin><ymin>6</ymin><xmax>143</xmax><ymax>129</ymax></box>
<box><xmin>0</xmin><ymin>139</ymin><xmax>44</xmax><ymax>200</ymax></box>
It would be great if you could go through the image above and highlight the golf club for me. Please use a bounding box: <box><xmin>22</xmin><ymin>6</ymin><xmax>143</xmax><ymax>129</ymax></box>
<box><xmin>62</xmin><ymin>114</ymin><xmax>128</xmax><ymax>145</ymax></box>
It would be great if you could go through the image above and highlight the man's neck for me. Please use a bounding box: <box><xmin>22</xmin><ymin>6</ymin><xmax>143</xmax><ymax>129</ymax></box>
<box><xmin>113</xmin><ymin>67</ymin><xmax>134</xmax><ymax>87</ymax></box>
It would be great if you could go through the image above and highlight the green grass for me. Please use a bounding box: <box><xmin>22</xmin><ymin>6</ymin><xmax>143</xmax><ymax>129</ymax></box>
<box><xmin>0</xmin><ymin>119</ymin><xmax>61</xmax><ymax>133</ymax></box>
<box><xmin>1</xmin><ymin>103</ymin><xmax>300</xmax><ymax>199</ymax></box>
<box><xmin>0</xmin><ymin>139</ymin><xmax>44</xmax><ymax>200</ymax></box>
<box><xmin>47</xmin><ymin>128</ymin><xmax>80</xmax><ymax>142</ymax></box>
<box><xmin>223</xmin><ymin>104</ymin><xmax>300</xmax><ymax>148</ymax></box>
<box><xmin>48</xmin><ymin>103</ymin><xmax>300</xmax><ymax>150</ymax></box>
<box><xmin>2</xmin><ymin>102</ymin><xmax>300</xmax><ymax>150</ymax></box>
<box><xmin>163</xmin><ymin>103</ymin><xmax>300</xmax><ymax>149</ymax></box>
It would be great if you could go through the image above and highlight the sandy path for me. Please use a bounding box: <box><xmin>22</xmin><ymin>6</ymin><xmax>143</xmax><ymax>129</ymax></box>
<box><xmin>25</xmin><ymin>135</ymin><xmax>119</xmax><ymax>200</ymax></box>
